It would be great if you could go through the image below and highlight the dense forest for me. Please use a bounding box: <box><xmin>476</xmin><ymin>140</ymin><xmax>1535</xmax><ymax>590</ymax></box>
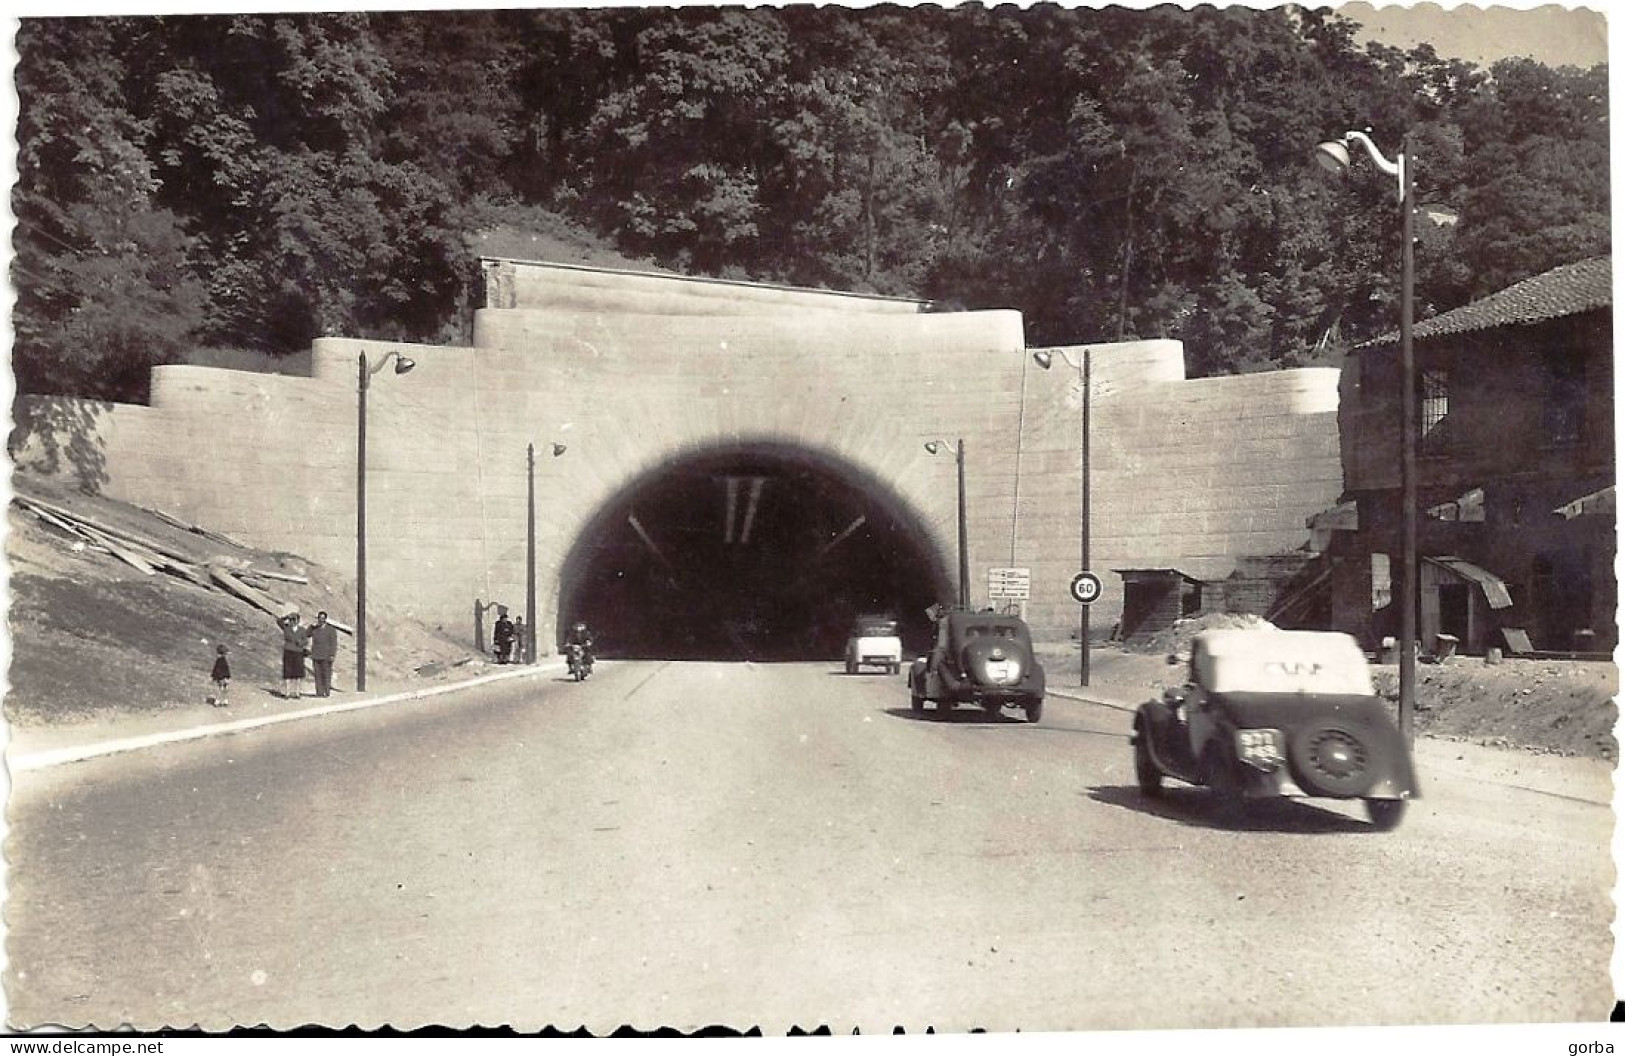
<box><xmin>12</xmin><ymin>6</ymin><xmax>1610</xmax><ymax>403</ymax></box>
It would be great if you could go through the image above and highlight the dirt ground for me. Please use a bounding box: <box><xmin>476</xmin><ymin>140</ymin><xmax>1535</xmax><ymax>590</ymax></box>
<box><xmin>5</xmin><ymin>474</ymin><xmax>479</xmax><ymax>726</ymax></box>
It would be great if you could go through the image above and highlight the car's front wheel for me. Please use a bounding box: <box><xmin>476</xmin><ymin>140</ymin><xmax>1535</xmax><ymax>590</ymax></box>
<box><xmin>1134</xmin><ymin>730</ymin><xmax>1163</xmax><ymax>797</ymax></box>
<box><xmin>1365</xmin><ymin>798</ymin><xmax>1407</xmax><ymax>831</ymax></box>
<box><xmin>1203</xmin><ymin>746</ymin><xmax>1247</xmax><ymax>824</ymax></box>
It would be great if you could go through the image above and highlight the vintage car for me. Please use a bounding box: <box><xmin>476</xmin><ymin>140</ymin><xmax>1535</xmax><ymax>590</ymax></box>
<box><xmin>908</xmin><ymin>608</ymin><xmax>1046</xmax><ymax>722</ymax></box>
<box><xmin>845</xmin><ymin>614</ymin><xmax>903</xmax><ymax>674</ymax></box>
<box><xmin>1131</xmin><ymin>628</ymin><xmax>1418</xmax><ymax>829</ymax></box>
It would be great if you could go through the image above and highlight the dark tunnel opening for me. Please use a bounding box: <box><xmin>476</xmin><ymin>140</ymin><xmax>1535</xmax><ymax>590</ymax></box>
<box><xmin>557</xmin><ymin>444</ymin><xmax>952</xmax><ymax>661</ymax></box>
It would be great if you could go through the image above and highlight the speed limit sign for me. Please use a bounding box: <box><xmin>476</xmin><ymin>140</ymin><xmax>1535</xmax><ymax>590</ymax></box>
<box><xmin>1069</xmin><ymin>571</ymin><xmax>1102</xmax><ymax>605</ymax></box>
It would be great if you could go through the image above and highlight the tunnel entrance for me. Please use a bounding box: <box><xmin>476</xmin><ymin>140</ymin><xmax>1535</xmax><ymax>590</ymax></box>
<box><xmin>557</xmin><ymin>443</ymin><xmax>950</xmax><ymax>661</ymax></box>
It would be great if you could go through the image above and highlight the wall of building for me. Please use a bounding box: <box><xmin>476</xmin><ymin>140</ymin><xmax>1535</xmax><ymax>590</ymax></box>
<box><xmin>14</xmin><ymin>260</ymin><xmax>1346</xmax><ymax>653</ymax></box>
<box><xmin>1014</xmin><ymin>341</ymin><xmax>1345</xmax><ymax>641</ymax></box>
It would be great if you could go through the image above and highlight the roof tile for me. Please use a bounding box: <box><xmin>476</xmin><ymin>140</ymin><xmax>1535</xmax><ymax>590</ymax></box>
<box><xmin>1359</xmin><ymin>256</ymin><xmax>1611</xmax><ymax>348</ymax></box>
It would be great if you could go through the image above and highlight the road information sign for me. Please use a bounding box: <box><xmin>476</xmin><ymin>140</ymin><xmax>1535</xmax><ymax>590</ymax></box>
<box><xmin>988</xmin><ymin>567</ymin><xmax>1032</xmax><ymax>600</ymax></box>
<box><xmin>1069</xmin><ymin>571</ymin><xmax>1102</xmax><ymax>605</ymax></box>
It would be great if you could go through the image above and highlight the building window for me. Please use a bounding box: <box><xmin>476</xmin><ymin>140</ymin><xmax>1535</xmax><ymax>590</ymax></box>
<box><xmin>1419</xmin><ymin>369</ymin><xmax>1450</xmax><ymax>455</ymax></box>
<box><xmin>1541</xmin><ymin>350</ymin><xmax>1585</xmax><ymax>447</ymax></box>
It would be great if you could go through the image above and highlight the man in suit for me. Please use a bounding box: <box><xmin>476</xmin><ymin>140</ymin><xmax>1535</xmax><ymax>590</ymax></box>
<box><xmin>308</xmin><ymin>610</ymin><xmax>341</xmax><ymax>697</ymax></box>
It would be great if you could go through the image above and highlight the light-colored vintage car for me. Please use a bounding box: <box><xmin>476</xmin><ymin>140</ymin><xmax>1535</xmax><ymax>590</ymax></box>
<box><xmin>845</xmin><ymin>614</ymin><xmax>903</xmax><ymax>675</ymax></box>
<box><xmin>1131</xmin><ymin>628</ymin><xmax>1418</xmax><ymax>829</ymax></box>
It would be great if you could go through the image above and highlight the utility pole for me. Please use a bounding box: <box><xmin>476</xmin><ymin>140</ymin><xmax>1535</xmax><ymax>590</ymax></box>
<box><xmin>526</xmin><ymin>442</ymin><xmax>537</xmax><ymax>664</ymax></box>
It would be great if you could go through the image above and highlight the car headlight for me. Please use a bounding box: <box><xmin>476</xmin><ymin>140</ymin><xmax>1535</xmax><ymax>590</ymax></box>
<box><xmin>1234</xmin><ymin>728</ymin><xmax>1285</xmax><ymax>770</ymax></box>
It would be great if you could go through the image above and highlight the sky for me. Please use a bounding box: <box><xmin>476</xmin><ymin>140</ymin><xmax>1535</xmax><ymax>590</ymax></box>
<box><xmin>1336</xmin><ymin>2</ymin><xmax>1609</xmax><ymax>69</ymax></box>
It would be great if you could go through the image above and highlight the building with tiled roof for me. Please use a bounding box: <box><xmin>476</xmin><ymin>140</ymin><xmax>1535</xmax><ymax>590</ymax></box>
<box><xmin>1324</xmin><ymin>256</ymin><xmax>1614</xmax><ymax>655</ymax></box>
<box><xmin>1359</xmin><ymin>256</ymin><xmax>1611</xmax><ymax>348</ymax></box>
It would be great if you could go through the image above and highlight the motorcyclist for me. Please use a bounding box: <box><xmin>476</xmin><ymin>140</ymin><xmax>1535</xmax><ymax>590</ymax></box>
<box><xmin>564</xmin><ymin>620</ymin><xmax>595</xmax><ymax>669</ymax></box>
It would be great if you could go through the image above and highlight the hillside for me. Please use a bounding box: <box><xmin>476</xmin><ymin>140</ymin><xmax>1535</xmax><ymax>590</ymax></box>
<box><xmin>6</xmin><ymin>473</ymin><xmax>480</xmax><ymax>726</ymax></box>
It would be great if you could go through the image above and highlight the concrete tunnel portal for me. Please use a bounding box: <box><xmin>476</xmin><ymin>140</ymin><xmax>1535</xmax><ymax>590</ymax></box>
<box><xmin>556</xmin><ymin>443</ymin><xmax>952</xmax><ymax>661</ymax></box>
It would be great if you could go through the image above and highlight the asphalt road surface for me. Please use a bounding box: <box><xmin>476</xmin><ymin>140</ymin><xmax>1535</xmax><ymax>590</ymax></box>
<box><xmin>6</xmin><ymin>662</ymin><xmax>1613</xmax><ymax>1032</ymax></box>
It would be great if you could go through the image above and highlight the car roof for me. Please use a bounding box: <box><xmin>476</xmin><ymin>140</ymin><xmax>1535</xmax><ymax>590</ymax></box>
<box><xmin>1195</xmin><ymin>628</ymin><xmax>1364</xmax><ymax>660</ymax></box>
<box><xmin>1193</xmin><ymin>629</ymin><xmax>1374</xmax><ymax>695</ymax></box>
<box><xmin>947</xmin><ymin>609</ymin><xmax>1028</xmax><ymax>629</ymax></box>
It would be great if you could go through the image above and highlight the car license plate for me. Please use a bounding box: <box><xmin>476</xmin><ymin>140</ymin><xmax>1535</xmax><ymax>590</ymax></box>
<box><xmin>984</xmin><ymin>660</ymin><xmax>1017</xmax><ymax>683</ymax></box>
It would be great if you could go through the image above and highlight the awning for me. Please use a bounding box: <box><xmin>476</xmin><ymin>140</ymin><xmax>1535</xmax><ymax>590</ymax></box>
<box><xmin>1553</xmin><ymin>485</ymin><xmax>1615</xmax><ymax>521</ymax></box>
<box><xmin>1428</xmin><ymin>487</ymin><xmax>1485</xmax><ymax>523</ymax></box>
<box><xmin>1425</xmin><ymin>556</ymin><xmax>1513</xmax><ymax>609</ymax></box>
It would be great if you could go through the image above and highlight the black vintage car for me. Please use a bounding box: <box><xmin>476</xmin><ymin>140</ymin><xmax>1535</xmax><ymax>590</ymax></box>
<box><xmin>1131</xmin><ymin>629</ymin><xmax>1418</xmax><ymax>829</ymax></box>
<box><xmin>908</xmin><ymin>608</ymin><xmax>1046</xmax><ymax>722</ymax></box>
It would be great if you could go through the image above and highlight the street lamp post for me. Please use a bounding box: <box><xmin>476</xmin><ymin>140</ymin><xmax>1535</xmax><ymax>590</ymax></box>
<box><xmin>1315</xmin><ymin>128</ymin><xmax>1418</xmax><ymax>744</ymax></box>
<box><xmin>924</xmin><ymin>439</ymin><xmax>970</xmax><ymax>608</ymax></box>
<box><xmin>1032</xmin><ymin>348</ymin><xmax>1091</xmax><ymax>687</ymax></box>
<box><xmin>356</xmin><ymin>349</ymin><xmax>415</xmax><ymax>693</ymax></box>
<box><xmin>525</xmin><ymin>441</ymin><xmax>569</xmax><ymax>664</ymax></box>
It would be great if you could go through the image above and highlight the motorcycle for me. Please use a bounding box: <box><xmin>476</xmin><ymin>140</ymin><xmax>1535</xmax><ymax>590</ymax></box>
<box><xmin>565</xmin><ymin>641</ymin><xmax>594</xmax><ymax>681</ymax></box>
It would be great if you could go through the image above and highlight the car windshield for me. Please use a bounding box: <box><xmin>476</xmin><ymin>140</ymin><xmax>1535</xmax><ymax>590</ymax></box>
<box><xmin>856</xmin><ymin>621</ymin><xmax>897</xmax><ymax>637</ymax></box>
<box><xmin>963</xmin><ymin>624</ymin><xmax>1019</xmax><ymax>639</ymax></box>
<box><xmin>1198</xmin><ymin>631</ymin><xmax>1375</xmax><ymax>696</ymax></box>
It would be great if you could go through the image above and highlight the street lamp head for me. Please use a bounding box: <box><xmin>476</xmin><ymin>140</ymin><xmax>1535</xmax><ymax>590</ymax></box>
<box><xmin>924</xmin><ymin>441</ymin><xmax>943</xmax><ymax>455</ymax></box>
<box><xmin>393</xmin><ymin>355</ymin><xmax>416</xmax><ymax>376</ymax></box>
<box><xmin>1314</xmin><ymin>139</ymin><xmax>1351</xmax><ymax>173</ymax></box>
<box><xmin>1032</xmin><ymin>350</ymin><xmax>1055</xmax><ymax>370</ymax></box>
<box><xmin>551</xmin><ymin>443</ymin><xmax>568</xmax><ymax>457</ymax></box>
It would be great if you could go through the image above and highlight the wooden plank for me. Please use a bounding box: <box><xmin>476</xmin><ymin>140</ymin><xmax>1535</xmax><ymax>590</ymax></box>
<box><xmin>246</xmin><ymin>568</ymin><xmax>310</xmax><ymax>584</ymax></box>
<box><xmin>70</xmin><ymin>523</ymin><xmax>156</xmax><ymax>575</ymax></box>
<box><xmin>207</xmin><ymin>565</ymin><xmax>287</xmax><ymax>619</ymax></box>
<box><xmin>17</xmin><ymin>496</ymin><xmax>198</xmax><ymax>565</ymax></box>
<box><xmin>22</xmin><ymin>503</ymin><xmax>98</xmax><ymax>541</ymax></box>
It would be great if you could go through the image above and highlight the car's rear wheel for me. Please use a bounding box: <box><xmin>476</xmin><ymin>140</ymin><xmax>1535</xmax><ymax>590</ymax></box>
<box><xmin>846</xmin><ymin>659</ymin><xmax>857</xmax><ymax>675</ymax></box>
<box><xmin>1365</xmin><ymin>798</ymin><xmax>1407</xmax><ymax>831</ymax></box>
<box><xmin>890</xmin><ymin>662</ymin><xmax>901</xmax><ymax>675</ymax></box>
<box><xmin>1133</xmin><ymin>729</ymin><xmax>1163</xmax><ymax>797</ymax></box>
<box><xmin>1203</xmin><ymin>746</ymin><xmax>1246</xmax><ymax>824</ymax></box>
<box><xmin>1289</xmin><ymin>721</ymin><xmax>1378</xmax><ymax>798</ymax></box>
<box><xmin>1024</xmin><ymin>698</ymin><xmax>1043</xmax><ymax>724</ymax></box>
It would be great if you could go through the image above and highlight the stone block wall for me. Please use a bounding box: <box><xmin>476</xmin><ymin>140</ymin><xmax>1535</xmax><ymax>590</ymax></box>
<box><xmin>14</xmin><ymin>259</ymin><xmax>1346</xmax><ymax>655</ymax></box>
<box><xmin>1015</xmin><ymin>341</ymin><xmax>1345</xmax><ymax>642</ymax></box>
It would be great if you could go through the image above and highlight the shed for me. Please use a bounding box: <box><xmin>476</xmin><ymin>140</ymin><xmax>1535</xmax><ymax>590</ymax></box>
<box><xmin>1116</xmin><ymin>568</ymin><xmax>1205</xmax><ymax>644</ymax></box>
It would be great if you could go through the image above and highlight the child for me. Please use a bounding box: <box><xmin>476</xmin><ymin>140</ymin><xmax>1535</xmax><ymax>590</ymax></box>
<box><xmin>209</xmin><ymin>643</ymin><xmax>231</xmax><ymax>707</ymax></box>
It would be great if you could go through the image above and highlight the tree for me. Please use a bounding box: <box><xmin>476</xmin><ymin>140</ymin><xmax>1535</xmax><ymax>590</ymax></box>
<box><xmin>13</xmin><ymin>18</ymin><xmax>205</xmax><ymax>399</ymax></box>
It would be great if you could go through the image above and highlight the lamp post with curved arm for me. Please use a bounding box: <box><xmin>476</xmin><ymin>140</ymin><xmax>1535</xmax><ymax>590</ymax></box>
<box><xmin>357</xmin><ymin>349</ymin><xmax>416</xmax><ymax>692</ymax></box>
<box><xmin>924</xmin><ymin>439</ymin><xmax>969</xmax><ymax>608</ymax></box>
<box><xmin>1032</xmin><ymin>348</ymin><xmax>1090</xmax><ymax>687</ymax></box>
<box><xmin>1315</xmin><ymin>128</ymin><xmax>1417</xmax><ymax>744</ymax></box>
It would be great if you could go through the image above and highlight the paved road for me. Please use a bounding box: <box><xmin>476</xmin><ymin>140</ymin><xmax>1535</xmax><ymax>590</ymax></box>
<box><xmin>6</xmin><ymin>662</ymin><xmax>1613</xmax><ymax>1031</ymax></box>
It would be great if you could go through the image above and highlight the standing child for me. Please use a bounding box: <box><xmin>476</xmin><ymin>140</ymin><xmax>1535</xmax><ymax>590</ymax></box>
<box><xmin>210</xmin><ymin>643</ymin><xmax>231</xmax><ymax>707</ymax></box>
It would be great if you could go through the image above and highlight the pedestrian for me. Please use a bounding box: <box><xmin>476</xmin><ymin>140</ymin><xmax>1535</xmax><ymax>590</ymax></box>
<box><xmin>308</xmin><ymin>610</ymin><xmax>340</xmax><ymax>697</ymax></box>
<box><xmin>511</xmin><ymin>616</ymin><xmax>526</xmax><ymax>664</ymax></box>
<box><xmin>209</xmin><ymin>643</ymin><xmax>231</xmax><ymax>707</ymax></box>
<box><xmin>493</xmin><ymin>607</ymin><xmax>514</xmax><ymax>664</ymax></box>
<box><xmin>279</xmin><ymin>611</ymin><xmax>309</xmax><ymax>698</ymax></box>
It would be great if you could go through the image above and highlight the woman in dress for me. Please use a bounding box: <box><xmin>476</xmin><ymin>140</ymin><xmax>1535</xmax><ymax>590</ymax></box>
<box><xmin>279</xmin><ymin>611</ymin><xmax>309</xmax><ymax>698</ymax></box>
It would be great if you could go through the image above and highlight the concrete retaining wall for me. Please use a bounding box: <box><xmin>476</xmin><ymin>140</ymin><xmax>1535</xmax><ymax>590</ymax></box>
<box><xmin>14</xmin><ymin>259</ymin><xmax>1344</xmax><ymax>654</ymax></box>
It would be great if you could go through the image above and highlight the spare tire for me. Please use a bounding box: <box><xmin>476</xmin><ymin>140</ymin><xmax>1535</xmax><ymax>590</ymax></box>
<box><xmin>1288</xmin><ymin>720</ymin><xmax>1378</xmax><ymax>798</ymax></box>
